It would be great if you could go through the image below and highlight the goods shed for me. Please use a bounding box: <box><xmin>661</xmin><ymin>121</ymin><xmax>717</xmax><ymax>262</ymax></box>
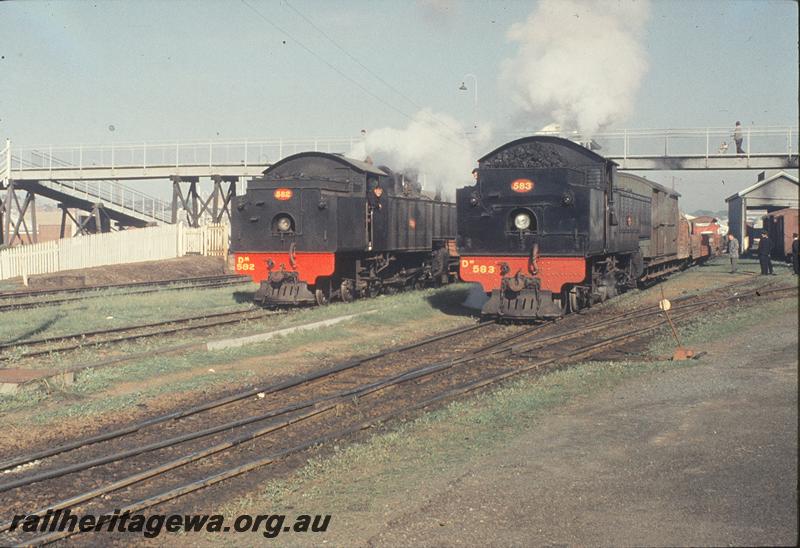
<box><xmin>726</xmin><ymin>171</ymin><xmax>799</xmax><ymax>252</ymax></box>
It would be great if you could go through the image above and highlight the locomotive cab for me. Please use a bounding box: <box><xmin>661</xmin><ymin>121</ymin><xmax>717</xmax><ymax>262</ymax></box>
<box><xmin>230</xmin><ymin>152</ymin><xmax>457</xmax><ymax>307</ymax></box>
<box><xmin>231</xmin><ymin>153</ymin><xmax>387</xmax><ymax>305</ymax></box>
<box><xmin>458</xmin><ymin>165</ymin><xmax>591</xmax><ymax>318</ymax></box>
<box><xmin>457</xmin><ymin>136</ymin><xmax>642</xmax><ymax>320</ymax></box>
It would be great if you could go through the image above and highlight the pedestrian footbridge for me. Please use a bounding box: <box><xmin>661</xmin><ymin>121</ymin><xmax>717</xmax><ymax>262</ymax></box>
<box><xmin>2</xmin><ymin>127</ymin><xmax>796</xmax><ymax>184</ymax></box>
<box><xmin>503</xmin><ymin>126</ymin><xmax>798</xmax><ymax>170</ymax></box>
<box><xmin>1</xmin><ymin>127</ymin><xmax>796</xmax><ymax>245</ymax></box>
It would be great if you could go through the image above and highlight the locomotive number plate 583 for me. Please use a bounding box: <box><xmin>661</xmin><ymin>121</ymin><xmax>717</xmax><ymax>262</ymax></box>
<box><xmin>510</xmin><ymin>179</ymin><xmax>534</xmax><ymax>193</ymax></box>
<box><xmin>274</xmin><ymin>188</ymin><xmax>293</xmax><ymax>200</ymax></box>
<box><xmin>461</xmin><ymin>259</ymin><xmax>497</xmax><ymax>274</ymax></box>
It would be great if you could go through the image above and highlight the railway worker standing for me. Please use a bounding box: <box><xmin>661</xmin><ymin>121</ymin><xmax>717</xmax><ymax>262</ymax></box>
<box><xmin>792</xmin><ymin>233</ymin><xmax>799</xmax><ymax>275</ymax></box>
<box><xmin>758</xmin><ymin>231</ymin><xmax>774</xmax><ymax>275</ymax></box>
<box><xmin>733</xmin><ymin>121</ymin><xmax>745</xmax><ymax>155</ymax></box>
<box><xmin>727</xmin><ymin>233</ymin><xmax>740</xmax><ymax>273</ymax></box>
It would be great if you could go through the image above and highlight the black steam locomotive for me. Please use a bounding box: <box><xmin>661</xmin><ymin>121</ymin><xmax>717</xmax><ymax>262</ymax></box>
<box><xmin>231</xmin><ymin>152</ymin><xmax>457</xmax><ymax>306</ymax></box>
<box><xmin>457</xmin><ymin>135</ymin><xmax>684</xmax><ymax>320</ymax></box>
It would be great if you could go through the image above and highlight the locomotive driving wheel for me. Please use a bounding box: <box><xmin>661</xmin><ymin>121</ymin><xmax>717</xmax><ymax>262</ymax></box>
<box><xmin>568</xmin><ymin>288</ymin><xmax>579</xmax><ymax>312</ymax></box>
<box><xmin>340</xmin><ymin>279</ymin><xmax>355</xmax><ymax>303</ymax></box>
<box><xmin>557</xmin><ymin>286</ymin><xmax>572</xmax><ymax>314</ymax></box>
<box><xmin>315</xmin><ymin>289</ymin><xmax>329</xmax><ymax>306</ymax></box>
<box><xmin>315</xmin><ymin>278</ymin><xmax>331</xmax><ymax>306</ymax></box>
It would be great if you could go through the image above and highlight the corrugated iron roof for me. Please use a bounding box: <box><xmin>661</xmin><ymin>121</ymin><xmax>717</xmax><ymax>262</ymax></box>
<box><xmin>725</xmin><ymin>170</ymin><xmax>799</xmax><ymax>202</ymax></box>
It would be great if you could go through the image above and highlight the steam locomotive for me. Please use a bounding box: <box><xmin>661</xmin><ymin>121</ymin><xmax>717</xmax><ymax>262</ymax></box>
<box><xmin>231</xmin><ymin>152</ymin><xmax>457</xmax><ymax>306</ymax></box>
<box><xmin>456</xmin><ymin>135</ymin><xmax>717</xmax><ymax>320</ymax></box>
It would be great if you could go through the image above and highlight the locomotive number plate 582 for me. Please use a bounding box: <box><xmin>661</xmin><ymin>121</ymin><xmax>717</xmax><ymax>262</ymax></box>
<box><xmin>235</xmin><ymin>255</ymin><xmax>256</xmax><ymax>271</ymax></box>
<box><xmin>510</xmin><ymin>179</ymin><xmax>534</xmax><ymax>193</ymax></box>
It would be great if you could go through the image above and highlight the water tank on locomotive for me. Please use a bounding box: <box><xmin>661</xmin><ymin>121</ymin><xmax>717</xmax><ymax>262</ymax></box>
<box><xmin>230</xmin><ymin>152</ymin><xmax>457</xmax><ymax>307</ymax></box>
<box><xmin>457</xmin><ymin>136</ymin><xmax>686</xmax><ymax>321</ymax></box>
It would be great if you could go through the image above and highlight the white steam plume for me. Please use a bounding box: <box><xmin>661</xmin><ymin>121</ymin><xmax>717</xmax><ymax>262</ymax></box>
<box><xmin>350</xmin><ymin>109</ymin><xmax>488</xmax><ymax>199</ymax></box>
<box><xmin>501</xmin><ymin>0</ymin><xmax>650</xmax><ymax>136</ymax></box>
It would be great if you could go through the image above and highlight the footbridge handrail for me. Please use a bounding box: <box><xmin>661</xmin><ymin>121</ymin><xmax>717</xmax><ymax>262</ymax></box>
<box><xmin>510</xmin><ymin>125</ymin><xmax>798</xmax><ymax>161</ymax></box>
<box><xmin>6</xmin><ymin>126</ymin><xmax>797</xmax><ymax>178</ymax></box>
<box><xmin>9</xmin><ymin>147</ymin><xmax>171</xmax><ymax>223</ymax></box>
<box><xmin>1</xmin><ymin>139</ymin><xmax>10</xmax><ymax>182</ymax></box>
<box><xmin>9</xmin><ymin>137</ymin><xmax>360</xmax><ymax>174</ymax></box>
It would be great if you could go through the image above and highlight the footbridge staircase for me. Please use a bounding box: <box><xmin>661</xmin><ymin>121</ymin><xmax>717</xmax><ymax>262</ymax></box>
<box><xmin>1</xmin><ymin>143</ymin><xmax>171</xmax><ymax>245</ymax></box>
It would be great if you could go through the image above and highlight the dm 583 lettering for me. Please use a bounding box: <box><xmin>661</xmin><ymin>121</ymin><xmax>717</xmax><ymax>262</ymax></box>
<box><xmin>461</xmin><ymin>259</ymin><xmax>497</xmax><ymax>274</ymax></box>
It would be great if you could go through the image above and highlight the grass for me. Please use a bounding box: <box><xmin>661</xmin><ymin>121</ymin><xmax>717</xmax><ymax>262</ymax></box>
<box><xmin>603</xmin><ymin>255</ymin><xmax>795</xmax><ymax>313</ymax></box>
<box><xmin>25</xmin><ymin>370</ymin><xmax>256</xmax><ymax>424</ymax></box>
<box><xmin>217</xmin><ymin>290</ymin><xmax>797</xmax><ymax>524</ymax></box>
<box><xmin>0</xmin><ymin>283</ymin><xmax>259</xmax><ymax>343</ymax></box>
<box><xmin>1</xmin><ymin>282</ymin><xmax>475</xmax><ymax>377</ymax></box>
<box><xmin>648</xmin><ymin>293</ymin><xmax>797</xmax><ymax>357</ymax></box>
<box><xmin>0</xmin><ymin>284</ymin><xmax>476</xmax><ymax>420</ymax></box>
<box><xmin>224</xmin><ymin>357</ymin><xmax>690</xmax><ymax>519</ymax></box>
<box><xmin>0</xmin><ymin>281</ymin><xmax>473</xmax><ymax>352</ymax></box>
<box><xmin>0</xmin><ymin>280</ymin><xmax>20</xmax><ymax>292</ymax></box>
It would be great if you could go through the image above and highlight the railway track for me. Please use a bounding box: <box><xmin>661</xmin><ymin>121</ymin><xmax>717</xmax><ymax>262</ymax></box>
<box><xmin>1</xmin><ymin>280</ymin><xmax>793</xmax><ymax>545</ymax></box>
<box><xmin>0</xmin><ymin>275</ymin><xmax>252</xmax><ymax>313</ymax></box>
<box><xmin>0</xmin><ymin>271</ymin><xmax>765</xmax><ymax>364</ymax></box>
<box><xmin>0</xmin><ymin>308</ymin><xmax>272</xmax><ymax>364</ymax></box>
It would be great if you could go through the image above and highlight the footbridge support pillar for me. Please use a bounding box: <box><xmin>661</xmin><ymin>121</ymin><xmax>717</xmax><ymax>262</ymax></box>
<box><xmin>171</xmin><ymin>176</ymin><xmax>201</xmax><ymax>227</ymax></box>
<box><xmin>0</xmin><ymin>180</ymin><xmax>38</xmax><ymax>246</ymax></box>
<box><xmin>210</xmin><ymin>175</ymin><xmax>237</xmax><ymax>224</ymax></box>
<box><xmin>59</xmin><ymin>203</ymin><xmax>113</xmax><ymax>237</ymax></box>
<box><xmin>171</xmin><ymin>175</ymin><xmax>237</xmax><ymax>227</ymax></box>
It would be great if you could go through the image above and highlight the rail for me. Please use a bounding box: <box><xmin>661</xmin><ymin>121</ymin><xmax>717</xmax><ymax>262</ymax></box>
<box><xmin>8</xmin><ymin>137</ymin><xmax>359</xmax><ymax>174</ymax></box>
<box><xmin>2</xmin><ymin>281</ymin><xmax>792</xmax><ymax>546</ymax></box>
<box><xmin>502</xmin><ymin>125</ymin><xmax>797</xmax><ymax>161</ymax></box>
<box><xmin>9</xmin><ymin>148</ymin><xmax>171</xmax><ymax>222</ymax></box>
<box><xmin>1</xmin><ymin>139</ymin><xmax>9</xmax><ymax>182</ymax></box>
<box><xmin>5</xmin><ymin>126</ymin><xmax>797</xmax><ymax>181</ymax></box>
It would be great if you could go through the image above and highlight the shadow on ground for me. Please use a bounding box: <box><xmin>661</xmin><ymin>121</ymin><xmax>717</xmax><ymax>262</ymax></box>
<box><xmin>233</xmin><ymin>291</ymin><xmax>255</xmax><ymax>304</ymax></box>
<box><xmin>425</xmin><ymin>284</ymin><xmax>478</xmax><ymax>318</ymax></box>
<box><xmin>3</xmin><ymin>313</ymin><xmax>65</xmax><ymax>344</ymax></box>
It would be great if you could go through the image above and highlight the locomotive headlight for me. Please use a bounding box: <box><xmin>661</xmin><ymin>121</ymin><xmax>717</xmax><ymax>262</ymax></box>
<box><xmin>561</xmin><ymin>191</ymin><xmax>574</xmax><ymax>206</ymax></box>
<box><xmin>276</xmin><ymin>216</ymin><xmax>292</xmax><ymax>232</ymax></box>
<box><xmin>514</xmin><ymin>212</ymin><xmax>531</xmax><ymax>230</ymax></box>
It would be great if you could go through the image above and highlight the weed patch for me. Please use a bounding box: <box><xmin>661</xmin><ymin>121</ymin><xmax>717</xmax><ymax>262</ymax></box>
<box><xmin>0</xmin><ymin>285</ymin><xmax>475</xmax><ymax>422</ymax></box>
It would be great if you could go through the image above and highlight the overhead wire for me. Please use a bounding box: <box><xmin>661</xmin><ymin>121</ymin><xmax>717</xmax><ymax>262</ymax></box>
<box><xmin>239</xmin><ymin>0</ymin><xmax>471</xmax><ymax>151</ymax></box>
<box><xmin>283</xmin><ymin>0</ymin><xmax>466</xmax><ymax>139</ymax></box>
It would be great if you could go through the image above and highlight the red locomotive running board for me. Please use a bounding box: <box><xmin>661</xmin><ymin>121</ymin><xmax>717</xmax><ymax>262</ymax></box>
<box><xmin>459</xmin><ymin>256</ymin><xmax>586</xmax><ymax>294</ymax></box>
<box><xmin>233</xmin><ymin>252</ymin><xmax>335</xmax><ymax>285</ymax></box>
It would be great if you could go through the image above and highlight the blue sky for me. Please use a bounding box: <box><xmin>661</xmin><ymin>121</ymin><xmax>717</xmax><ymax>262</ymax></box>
<box><xmin>1</xmin><ymin>0</ymin><xmax>797</xmax><ymax>210</ymax></box>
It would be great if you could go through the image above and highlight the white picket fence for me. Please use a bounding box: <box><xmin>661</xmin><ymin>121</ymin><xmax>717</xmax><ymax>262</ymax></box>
<box><xmin>0</xmin><ymin>223</ymin><xmax>229</xmax><ymax>281</ymax></box>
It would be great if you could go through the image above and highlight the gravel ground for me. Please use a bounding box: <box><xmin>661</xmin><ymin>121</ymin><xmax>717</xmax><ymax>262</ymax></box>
<box><xmin>6</xmin><ymin>256</ymin><xmax>226</xmax><ymax>290</ymax></box>
<box><xmin>368</xmin><ymin>302</ymin><xmax>798</xmax><ymax>547</ymax></box>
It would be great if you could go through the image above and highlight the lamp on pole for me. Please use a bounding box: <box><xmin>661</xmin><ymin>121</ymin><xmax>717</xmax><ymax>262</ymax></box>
<box><xmin>459</xmin><ymin>73</ymin><xmax>478</xmax><ymax>130</ymax></box>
